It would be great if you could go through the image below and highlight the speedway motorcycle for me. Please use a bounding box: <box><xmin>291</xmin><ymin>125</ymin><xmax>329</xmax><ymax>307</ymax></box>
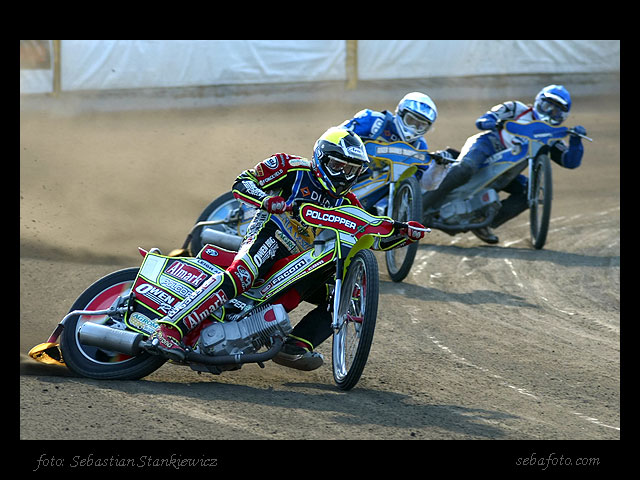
<box><xmin>185</xmin><ymin>140</ymin><xmax>441</xmax><ymax>283</ymax></box>
<box><xmin>29</xmin><ymin>203</ymin><xmax>421</xmax><ymax>391</ymax></box>
<box><xmin>422</xmin><ymin>121</ymin><xmax>593</xmax><ymax>249</ymax></box>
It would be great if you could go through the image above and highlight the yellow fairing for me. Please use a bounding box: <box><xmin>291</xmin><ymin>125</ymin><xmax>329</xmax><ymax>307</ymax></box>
<box><xmin>343</xmin><ymin>235</ymin><xmax>375</xmax><ymax>277</ymax></box>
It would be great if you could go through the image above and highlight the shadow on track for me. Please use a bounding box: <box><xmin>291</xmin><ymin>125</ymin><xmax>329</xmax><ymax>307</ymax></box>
<box><xmin>418</xmin><ymin>243</ymin><xmax>619</xmax><ymax>268</ymax></box>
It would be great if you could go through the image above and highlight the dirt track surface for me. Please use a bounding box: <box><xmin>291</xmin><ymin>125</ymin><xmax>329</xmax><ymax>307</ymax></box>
<box><xmin>20</xmin><ymin>92</ymin><xmax>619</xmax><ymax>443</ymax></box>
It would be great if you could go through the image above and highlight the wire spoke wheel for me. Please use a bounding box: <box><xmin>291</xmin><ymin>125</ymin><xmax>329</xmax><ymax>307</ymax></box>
<box><xmin>190</xmin><ymin>191</ymin><xmax>256</xmax><ymax>255</ymax></box>
<box><xmin>60</xmin><ymin>268</ymin><xmax>165</xmax><ymax>380</ymax></box>
<box><xmin>529</xmin><ymin>154</ymin><xmax>553</xmax><ymax>249</ymax></box>
<box><xmin>332</xmin><ymin>249</ymin><xmax>379</xmax><ymax>390</ymax></box>
<box><xmin>385</xmin><ymin>177</ymin><xmax>421</xmax><ymax>282</ymax></box>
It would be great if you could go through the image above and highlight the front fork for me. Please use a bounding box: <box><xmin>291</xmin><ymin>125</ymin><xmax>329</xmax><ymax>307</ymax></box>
<box><xmin>331</xmin><ymin>257</ymin><xmax>344</xmax><ymax>330</ymax></box>
<box><xmin>527</xmin><ymin>157</ymin><xmax>535</xmax><ymax>207</ymax></box>
<box><xmin>387</xmin><ymin>182</ymin><xmax>396</xmax><ymax>219</ymax></box>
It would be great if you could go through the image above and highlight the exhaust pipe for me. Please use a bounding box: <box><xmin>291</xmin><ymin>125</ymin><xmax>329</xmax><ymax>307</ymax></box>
<box><xmin>200</xmin><ymin>228</ymin><xmax>243</xmax><ymax>251</ymax></box>
<box><xmin>78</xmin><ymin>322</ymin><xmax>285</xmax><ymax>367</ymax></box>
<box><xmin>183</xmin><ymin>336</ymin><xmax>284</xmax><ymax>365</ymax></box>
<box><xmin>78</xmin><ymin>323</ymin><xmax>143</xmax><ymax>356</ymax></box>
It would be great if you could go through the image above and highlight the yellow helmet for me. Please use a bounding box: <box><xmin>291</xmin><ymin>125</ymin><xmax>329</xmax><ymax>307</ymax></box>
<box><xmin>311</xmin><ymin>127</ymin><xmax>369</xmax><ymax>196</ymax></box>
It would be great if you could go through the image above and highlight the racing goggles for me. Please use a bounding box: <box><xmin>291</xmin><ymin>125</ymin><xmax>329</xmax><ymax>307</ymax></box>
<box><xmin>402</xmin><ymin>111</ymin><xmax>432</xmax><ymax>134</ymax></box>
<box><xmin>538</xmin><ymin>98</ymin><xmax>569</xmax><ymax>123</ymax></box>
<box><xmin>325</xmin><ymin>155</ymin><xmax>363</xmax><ymax>179</ymax></box>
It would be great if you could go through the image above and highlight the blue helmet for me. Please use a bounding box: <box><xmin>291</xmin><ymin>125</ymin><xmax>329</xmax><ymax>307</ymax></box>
<box><xmin>394</xmin><ymin>92</ymin><xmax>438</xmax><ymax>143</ymax></box>
<box><xmin>534</xmin><ymin>85</ymin><xmax>571</xmax><ymax>125</ymax></box>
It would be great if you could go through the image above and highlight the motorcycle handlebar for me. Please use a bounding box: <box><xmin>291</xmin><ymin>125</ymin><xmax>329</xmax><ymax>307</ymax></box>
<box><xmin>429</xmin><ymin>151</ymin><xmax>457</xmax><ymax>165</ymax></box>
<box><xmin>266</xmin><ymin>200</ymin><xmax>431</xmax><ymax>235</ymax></box>
<box><xmin>568</xmin><ymin>128</ymin><xmax>593</xmax><ymax>142</ymax></box>
<box><xmin>393</xmin><ymin>220</ymin><xmax>431</xmax><ymax>233</ymax></box>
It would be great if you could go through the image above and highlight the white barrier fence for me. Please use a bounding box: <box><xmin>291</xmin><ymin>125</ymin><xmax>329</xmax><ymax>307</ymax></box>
<box><xmin>20</xmin><ymin>40</ymin><xmax>620</xmax><ymax>96</ymax></box>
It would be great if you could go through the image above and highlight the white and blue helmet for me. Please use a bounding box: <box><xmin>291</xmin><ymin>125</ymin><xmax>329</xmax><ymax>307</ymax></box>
<box><xmin>394</xmin><ymin>92</ymin><xmax>438</xmax><ymax>143</ymax></box>
<box><xmin>534</xmin><ymin>85</ymin><xmax>571</xmax><ymax>125</ymax></box>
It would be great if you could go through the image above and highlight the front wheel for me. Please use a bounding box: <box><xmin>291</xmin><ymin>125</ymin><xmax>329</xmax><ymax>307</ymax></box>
<box><xmin>59</xmin><ymin>268</ymin><xmax>166</xmax><ymax>380</ymax></box>
<box><xmin>385</xmin><ymin>176</ymin><xmax>422</xmax><ymax>282</ymax></box>
<box><xmin>529</xmin><ymin>154</ymin><xmax>553</xmax><ymax>249</ymax></box>
<box><xmin>332</xmin><ymin>249</ymin><xmax>379</xmax><ymax>390</ymax></box>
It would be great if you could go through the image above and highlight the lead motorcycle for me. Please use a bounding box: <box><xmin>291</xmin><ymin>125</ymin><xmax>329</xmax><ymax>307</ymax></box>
<box><xmin>29</xmin><ymin>203</ymin><xmax>422</xmax><ymax>391</ymax></box>
<box><xmin>422</xmin><ymin>121</ymin><xmax>593</xmax><ymax>249</ymax></box>
<box><xmin>184</xmin><ymin>140</ymin><xmax>444</xmax><ymax>283</ymax></box>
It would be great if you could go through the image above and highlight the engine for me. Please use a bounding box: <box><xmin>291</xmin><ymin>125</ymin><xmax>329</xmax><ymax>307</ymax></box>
<box><xmin>439</xmin><ymin>188</ymin><xmax>500</xmax><ymax>225</ymax></box>
<box><xmin>198</xmin><ymin>304</ymin><xmax>292</xmax><ymax>357</ymax></box>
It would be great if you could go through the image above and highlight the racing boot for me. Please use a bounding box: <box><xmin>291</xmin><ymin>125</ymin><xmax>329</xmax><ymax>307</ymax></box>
<box><xmin>146</xmin><ymin>324</ymin><xmax>187</xmax><ymax>362</ymax></box>
<box><xmin>491</xmin><ymin>192</ymin><xmax>528</xmax><ymax>229</ymax></box>
<box><xmin>422</xmin><ymin>163</ymin><xmax>474</xmax><ymax>213</ymax></box>
<box><xmin>472</xmin><ymin>227</ymin><xmax>499</xmax><ymax>244</ymax></box>
<box><xmin>273</xmin><ymin>337</ymin><xmax>324</xmax><ymax>371</ymax></box>
<box><xmin>273</xmin><ymin>304</ymin><xmax>331</xmax><ymax>371</ymax></box>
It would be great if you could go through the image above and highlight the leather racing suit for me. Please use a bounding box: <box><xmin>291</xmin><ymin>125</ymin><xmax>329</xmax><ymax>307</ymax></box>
<box><xmin>468</xmin><ymin>100</ymin><xmax>584</xmax><ymax>227</ymax></box>
<box><xmin>157</xmin><ymin>153</ymin><xmax>415</xmax><ymax>352</ymax></box>
<box><xmin>340</xmin><ymin>109</ymin><xmax>451</xmax><ymax>191</ymax></box>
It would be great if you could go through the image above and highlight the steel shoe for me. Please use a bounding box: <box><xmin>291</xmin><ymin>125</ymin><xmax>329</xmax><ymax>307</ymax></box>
<box><xmin>472</xmin><ymin>227</ymin><xmax>499</xmax><ymax>244</ymax></box>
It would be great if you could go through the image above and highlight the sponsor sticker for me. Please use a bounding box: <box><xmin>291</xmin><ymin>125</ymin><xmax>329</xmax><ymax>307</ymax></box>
<box><xmin>135</xmin><ymin>283</ymin><xmax>179</xmax><ymax>314</ymax></box>
<box><xmin>254</xmin><ymin>237</ymin><xmax>279</xmax><ymax>267</ymax></box>
<box><xmin>303</xmin><ymin>207</ymin><xmax>357</xmax><ymax>232</ymax></box>
<box><xmin>264</xmin><ymin>156</ymin><xmax>280</xmax><ymax>169</ymax></box>
<box><xmin>128</xmin><ymin>311</ymin><xmax>159</xmax><ymax>335</ymax></box>
<box><xmin>258</xmin><ymin>169</ymin><xmax>284</xmax><ymax>186</ymax></box>
<box><xmin>183</xmin><ymin>289</ymin><xmax>229</xmax><ymax>330</ymax></box>
<box><xmin>165</xmin><ymin>261</ymin><xmax>208</xmax><ymax>287</ymax></box>
<box><xmin>259</xmin><ymin>257</ymin><xmax>308</xmax><ymax>295</ymax></box>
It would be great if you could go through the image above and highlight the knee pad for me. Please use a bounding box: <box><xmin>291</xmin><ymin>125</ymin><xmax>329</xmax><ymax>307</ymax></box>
<box><xmin>227</xmin><ymin>258</ymin><xmax>256</xmax><ymax>295</ymax></box>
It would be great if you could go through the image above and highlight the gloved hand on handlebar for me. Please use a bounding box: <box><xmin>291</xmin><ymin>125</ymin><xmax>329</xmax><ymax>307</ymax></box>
<box><xmin>262</xmin><ymin>195</ymin><xmax>287</xmax><ymax>214</ymax></box>
<box><xmin>399</xmin><ymin>220</ymin><xmax>428</xmax><ymax>241</ymax></box>
<box><xmin>431</xmin><ymin>149</ymin><xmax>455</xmax><ymax>165</ymax></box>
<box><xmin>573</xmin><ymin>125</ymin><xmax>587</xmax><ymax>136</ymax></box>
<box><xmin>568</xmin><ymin>125</ymin><xmax>588</xmax><ymax>149</ymax></box>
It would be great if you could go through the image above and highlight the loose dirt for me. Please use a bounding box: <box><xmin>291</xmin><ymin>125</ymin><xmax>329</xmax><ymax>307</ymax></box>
<box><xmin>20</xmin><ymin>92</ymin><xmax>619</xmax><ymax>445</ymax></box>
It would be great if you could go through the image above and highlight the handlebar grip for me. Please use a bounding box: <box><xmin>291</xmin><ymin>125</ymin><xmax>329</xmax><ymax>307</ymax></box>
<box><xmin>569</xmin><ymin>129</ymin><xmax>593</xmax><ymax>142</ymax></box>
<box><xmin>430</xmin><ymin>152</ymin><xmax>457</xmax><ymax>165</ymax></box>
<box><xmin>393</xmin><ymin>221</ymin><xmax>431</xmax><ymax>233</ymax></box>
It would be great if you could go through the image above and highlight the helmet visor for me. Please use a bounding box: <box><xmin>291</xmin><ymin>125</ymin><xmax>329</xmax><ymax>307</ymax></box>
<box><xmin>325</xmin><ymin>155</ymin><xmax>363</xmax><ymax>179</ymax></box>
<box><xmin>402</xmin><ymin>111</ymin><xmax>432</xmax><ymax>134</ymax></box>
<box><xmin>538</xmin><ymin>98</ymin><xmax>569</xmax><ymax>124</ymax></box>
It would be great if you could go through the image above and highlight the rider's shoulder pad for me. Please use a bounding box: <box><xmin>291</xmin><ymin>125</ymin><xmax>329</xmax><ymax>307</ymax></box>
<box><xmin>490</xmin><ymin>100</ymin><xmax>529</xmax><ymax>119</ymax></box>
<box><xmin>254</xmin><ymin>154</ymin><xmax>309</xmax><ymax>183</ymax></box>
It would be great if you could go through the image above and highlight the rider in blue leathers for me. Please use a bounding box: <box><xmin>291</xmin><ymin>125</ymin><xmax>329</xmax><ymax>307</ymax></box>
<box><xmin>421</xmin><ymin>84</ymin><xmax>588</xmax><ymax>244</ymax></box>
<box><xmin>340</xmin><ymin>91</ymin><xmax>436</xmax><ymax>150</ymax></box>
<box><xmin>340</xmin><ymin>92</ymin><xmax>453</xmax><ymax>189</ymax></box>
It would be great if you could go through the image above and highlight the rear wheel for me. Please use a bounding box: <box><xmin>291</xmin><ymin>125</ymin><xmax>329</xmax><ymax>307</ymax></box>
<box><xmin>190</xmin><ymin>191</ymin><xmax>255</xmax><ymax>255</ymax></box>
<box><xmin>529</xmin><ymin>154</ymin><xmax>553</xmax><ymax>249</ymax></box>
<box><xmin>385</xmin><ymin>176</ymin><xmax>422</xmax><ymax>282</ymax></box>
<box><xmin>332</xmin><ymin>249</ymin><xmax>379</xmax><ymax>390</ymax></box>
<box><xmin>60</xmin><ymin>268</ymin><xmax>165</xmax><ymax>380</ymax></box>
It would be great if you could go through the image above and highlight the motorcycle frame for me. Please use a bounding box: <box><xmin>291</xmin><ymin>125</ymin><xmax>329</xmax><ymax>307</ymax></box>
<box><xmin>352</xmin><ymin>140</ymin><xmax>431</xmax><ymax>217</ymax></box>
